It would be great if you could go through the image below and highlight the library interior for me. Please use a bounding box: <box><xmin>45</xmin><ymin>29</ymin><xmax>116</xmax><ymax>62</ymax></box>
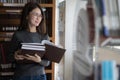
<box><xmin>0</xmin><ymin>0</ymin><xmax>120</xmax><ymax>80</ymax></box>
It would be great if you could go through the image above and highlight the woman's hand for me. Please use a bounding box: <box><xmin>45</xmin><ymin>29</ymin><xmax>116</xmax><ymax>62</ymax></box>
<box><xmin>14</xmin><ymin>50</ymin><xmax>25</xmax><ymax>60</ymax></box>
<box><xmin>24</xmin><ymin>54</ymin><xmax>41</xmax><ymax>63</ymax></box>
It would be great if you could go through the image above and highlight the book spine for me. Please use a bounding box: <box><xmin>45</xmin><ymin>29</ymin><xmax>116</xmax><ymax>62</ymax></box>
<box><xmin>0</xmin><ymin>44</ymin><xmax>6</xmax><ymax>64</ymax></box>
<box><xmin>101</xmin><ymin>60</ymin><xmax>118</xmax><ymax>80</ymax></box>
<box><xmin>102</xmin><ymin>0</ymin><xmax>110</xmax><ymax>37</ymax></box>
<box><xmin>117</xmin><ymin>0</ymin><xmax>120</xmax><ymax>20</ymax></box>
<box><xmin>109</xmin><ymin>0</ymin><xmax>120</xmax><ymax>37</ymax></box>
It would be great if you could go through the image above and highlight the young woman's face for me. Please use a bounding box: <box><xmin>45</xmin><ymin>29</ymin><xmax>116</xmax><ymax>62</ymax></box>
<box><xmin>28</xmin><ymin>7</ymin><xmax>42</xmax><ymax>27</ymax></box>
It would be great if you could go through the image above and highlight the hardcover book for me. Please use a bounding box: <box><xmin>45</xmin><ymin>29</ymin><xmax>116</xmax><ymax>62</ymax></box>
<box><xmin>18</xmin><ymin>40</ymin><xmax>66</xmax><ymax>63</ymax></box>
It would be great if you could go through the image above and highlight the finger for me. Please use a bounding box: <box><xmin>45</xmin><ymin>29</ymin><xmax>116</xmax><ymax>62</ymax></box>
<box><xmin>18</xmin><ymin>57</ymin><xmax>24</xmax><ymax>60</ymax></box>
<box><xmin>14</xmin><ymin>52</ymin><xmax>19</xmax><ymax>59</ymax></box>
<box><xmin>25</xmin><ymin>54</ymin><xmax>33</xmax><ymax>57</ymax></box>
<box><xmin>35</xmin><ymin>54</ymin><xmax>41</xmax><ymax>62</ymax></box>
<box><xmin>35</xmin><ymin>54</ymin><xmax>39</xmax><ymax>57</ymax></box>
<box><xmin>23</xmin><ymin>55</ymin><xmax>32</xmax><ymax>60</ymax></box>
<box><xmin>24</xmin><ymin>54</ymin><xmax>35</xmax><ymax>60</ymax></box>
<box><xmin>15</xmin><ymin>55</ymin><xmax>24</xmax><ymax>60</ymax></box>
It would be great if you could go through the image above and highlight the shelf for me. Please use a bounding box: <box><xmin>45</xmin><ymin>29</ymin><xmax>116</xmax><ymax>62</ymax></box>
<box><xmin>0</xmin><ymin>3</ymin><xmax>24</xmax><ymax>7</ymax></box>
<box><xmin>0</xmin><ymin>70</ymin><xmax>53</xmax><ymax>76</ymax></box>
<box><xmin>45</xmin><ymin>70</ymin><xmax>53</xmax><ymax>73</ymax></box>
<box><xmin>0</xmin><ymin>3</ymin><xmax>54</xmax><ymax>7</ymax></box>
<box><xmin>0</xmin><ymin>19</ymin><xmax>20</xmax><ymax>25</ymax></box>
<box><xmin>0</xmin><ymin>37</ymin><xmax>11</xmax><ymax>41</ymax></box>
<box><xmin>40</xmin><ymin>4</ymin><xmax>54</xmax><ymax>7</ymax></box>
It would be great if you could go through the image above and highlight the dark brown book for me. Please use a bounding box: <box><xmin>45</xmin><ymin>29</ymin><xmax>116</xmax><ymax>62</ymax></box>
<box><xmin>43</xmin><ymin>44</ymin><xmax>66</xmax><ymax>63</ymax></box>
<box><xmin>17</xmin><ymin>43</ymin><xmax>46</xmax><ymax>63</ymax></box>
<box><xmin>20</xmin><ymin>49</ymin><xmax>45</xmax><ymax>57</ymax></box>
<box><xmin>17</xmin><ymin>49</ymin><xmax>45</xmax><ymax>63</ymax></box>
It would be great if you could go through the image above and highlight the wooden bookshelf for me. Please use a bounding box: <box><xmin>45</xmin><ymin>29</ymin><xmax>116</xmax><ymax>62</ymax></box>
<box><xmin>0</xmin><ymin>0</ymin><xmax>55</xmax><ymax>80</ymax></box>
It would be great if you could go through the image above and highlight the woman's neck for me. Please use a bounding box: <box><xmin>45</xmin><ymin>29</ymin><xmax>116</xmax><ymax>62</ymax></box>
<box><xmin>29</xmin><ymin>26</ymin><xmax>37</xmax><ymax>32</ymax></box>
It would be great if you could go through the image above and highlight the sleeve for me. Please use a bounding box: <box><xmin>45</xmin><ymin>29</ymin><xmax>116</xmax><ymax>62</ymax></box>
<box><xmin>39</xmin><ymin>59</ymin><xmax>50</xmax><ymax>66</ymax></box>
<box><xmin>39</xmin><ymin>34</ymin><xmax>50</xmax><ymax>66</ymax></box>
<box><xmin>42</xmin><ymin>34</ymin><xmax>50</xmax><ymax>41</ymax></box>
<box><xmin>9</xmin><ymin>32</ymin><xmax>21</xmax><ymax>62</ymax></box>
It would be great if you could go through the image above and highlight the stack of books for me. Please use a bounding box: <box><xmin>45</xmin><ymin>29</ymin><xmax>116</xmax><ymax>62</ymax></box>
<box><xmin>19</xmin><ymin>40</ymin><xmax>66</xmax><ymax>63</ymax></box>
<box><xmin>21</xmin><ymin>43</ymin><xmax>46</xmax><ymax>57</ymax></box>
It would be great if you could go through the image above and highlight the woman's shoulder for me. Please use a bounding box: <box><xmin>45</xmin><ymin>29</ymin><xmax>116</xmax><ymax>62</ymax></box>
<box><xmin>13</xmin><ymin>30</ymin><xmax>28</xmax><ymax>37</ymax></box>
<box><xmin>14</xmin><ymin>30</ymin><xmax>27</xmax><ymax>34</ymax></box>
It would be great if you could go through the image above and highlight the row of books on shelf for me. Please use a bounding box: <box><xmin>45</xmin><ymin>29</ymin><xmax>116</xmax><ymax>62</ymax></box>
<box><xmin>0</xmin><ymin>38</ymin><xmax>11</xmax><ymax>41</ymax></box>
<box><xmin>0</xmin><ymin>74</ymin><xmax>51</xmax><ymax>80</ymax></box>
<box><xmin>0</xmin><ymin>13</ymin><xmax>21</xmax><ymax>19</ymax></box>
<box><xmin>94</xmin><ymin>0</ymin><xmax>120</xmax><ymax>37</ymax></box>
<box><xmin>0</xmin><ymin>8</ymin><xmax>51</xmax><ymax>18</ymax></box>
<box><xmin>0</xmin><ymin>63</ymin><xmax>15</xmax><ymax>76</ymax></box>
<box><xmin>0</xmin><ymin>0</ymin><xmax>53</xmax><ymax>4</ymax></box>
<box><xmin>0</xmin><ymin>26</ymin><xmax>52</xmax><ymax>38</ymax></box>
<box><xmin>0</xmin><ymin>32</ymin><xmax>13</xmax><ymax>38</ymax></box>
<box><xmin>0</xmin><ymin>26</ymin><xmax>19</xmax><ymax>32</ymax></box>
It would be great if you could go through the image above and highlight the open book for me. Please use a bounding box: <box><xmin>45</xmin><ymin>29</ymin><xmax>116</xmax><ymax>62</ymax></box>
<box><xmin>43</xmin><ymin>44</ymin><xmax>66</xmax><ymax>63</ymax></box>
<box><xmin>19</xmin><ymin>40</ymin><xmax>66</xmax><ymax>63</ymax></box>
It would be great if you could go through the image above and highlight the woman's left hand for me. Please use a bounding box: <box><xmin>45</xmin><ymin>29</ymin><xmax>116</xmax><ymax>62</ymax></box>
<box><xmin>24</xmin><ymin>53</ymin><xmax>41</xmax><ymax>63</ymax></box>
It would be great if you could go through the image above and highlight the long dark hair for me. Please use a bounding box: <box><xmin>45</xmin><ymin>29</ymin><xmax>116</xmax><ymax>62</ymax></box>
<box><xmin>19</xmin><ymin>2</ymin><xmax>47</xmax><ymax>35</ymax></box>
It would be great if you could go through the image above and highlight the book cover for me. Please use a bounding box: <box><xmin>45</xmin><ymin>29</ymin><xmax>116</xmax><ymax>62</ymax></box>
<box><xmin>43</xmin><ymin>44</ymin><xmax>66</xmax><ymax>63</ymax></box>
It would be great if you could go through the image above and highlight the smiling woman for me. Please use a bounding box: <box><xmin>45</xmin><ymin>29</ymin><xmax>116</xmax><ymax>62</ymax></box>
<box><xmin>27</xmin><ymin>7</ymin><xmax>43</xmax><ymax>29</ymax></box>
<box><xmin>9</xmin><ymin>2</ymin><xmax>50</xmax><ymax>80</ymax></box>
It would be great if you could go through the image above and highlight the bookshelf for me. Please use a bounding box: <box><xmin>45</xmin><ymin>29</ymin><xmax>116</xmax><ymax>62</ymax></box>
<box><xmin>88</xmin><ymin>0</ymin><xmax>120</xmax><ymax>80</ymax></box>
<box><xmin>0</xmin><ymin>0</ymin><xmax>55</xmax><ymax>80</ymax></box>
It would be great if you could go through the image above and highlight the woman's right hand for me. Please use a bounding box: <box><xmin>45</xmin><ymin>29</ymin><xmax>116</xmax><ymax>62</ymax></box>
<box><xmin>14</xmin><ymin>50</ymin><xmax>25</xmax><ymax>60</ymax></box>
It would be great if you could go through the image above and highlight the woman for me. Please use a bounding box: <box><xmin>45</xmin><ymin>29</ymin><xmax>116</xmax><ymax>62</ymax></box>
<box><xmin>11</xmin><ymin>2</ymin><xmax>50</xmax><ymax>80</ymax></box>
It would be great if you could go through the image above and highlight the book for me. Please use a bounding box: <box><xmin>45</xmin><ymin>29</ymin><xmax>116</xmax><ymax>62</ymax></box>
<box><xmin>19</xmin><ymin>40</ymin><xmax>66</xmax><ymax>63</ymax></box>
<box><xmin>43</xmin><ymin>44</ymin><xmax>66</xmax><ymax>63</ymax></box>
<box><xmin>19</xmin><ymin>42</ymin><xmax>46</xmax><ymax>57</ymax></box>
<box><xmin>101</xmin><ymin>60</ymin><xmax>117</xmax><ymax>80</ymax></box>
